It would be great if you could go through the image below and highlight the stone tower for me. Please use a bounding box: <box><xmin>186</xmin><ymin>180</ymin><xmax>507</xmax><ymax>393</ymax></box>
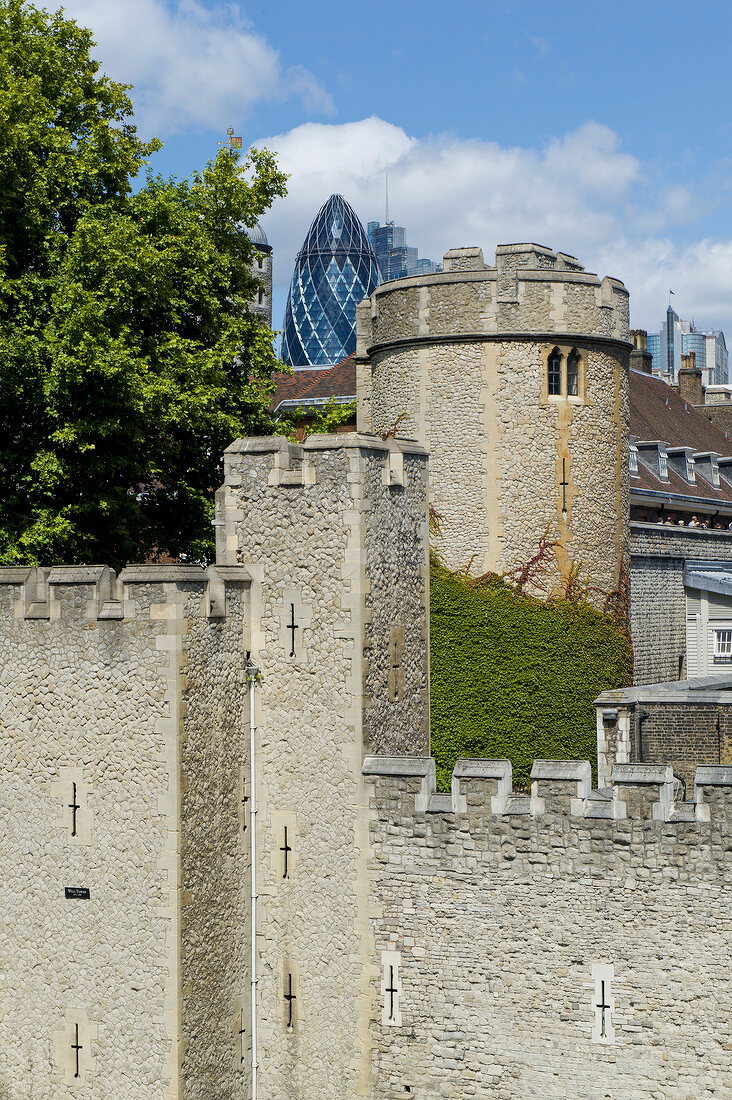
<box><xmin>248</xmin><ymin>222</ymin><xmax>273</xmax><ymax>326</ymax></box>
<box><xmin>0</xmin><ymin>432</ymin><xmax>430</xmax><ymax>1099</ymax></box>
<box><xmin>356</xmin><ymin>242</ymin><xmax>631</xmax><ymax>596</ymax></box>
<box><xmin>214</xmin><ymin>433</ymin><xmax>430</xmax><ymax>1098</ymax></box>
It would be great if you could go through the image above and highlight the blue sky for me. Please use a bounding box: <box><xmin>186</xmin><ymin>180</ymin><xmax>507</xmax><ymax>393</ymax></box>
<box><xmin>65</xmin><ymin>0</ymin><xmax>732</xmax><ymax>341</ymax></box>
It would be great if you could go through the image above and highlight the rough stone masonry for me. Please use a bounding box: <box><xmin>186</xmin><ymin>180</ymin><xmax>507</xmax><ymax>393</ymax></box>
<box><xmin>356</xmin><ymin>242</ymin><xmax>630</xmax><ymax>599</ymax></box>
<box><xmin>1</xmin><ymin>430</ymin><xmax>730</xmax><ymax>1099</ymax></box>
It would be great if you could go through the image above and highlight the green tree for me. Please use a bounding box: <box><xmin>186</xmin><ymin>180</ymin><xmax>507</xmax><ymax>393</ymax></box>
<box><xmin>0</xmin><ymin>0</ymin><xmax>288</xmax><ymax>569</ymax></box>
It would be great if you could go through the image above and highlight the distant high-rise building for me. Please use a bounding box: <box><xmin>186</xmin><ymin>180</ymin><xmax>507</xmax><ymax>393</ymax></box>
<box><xmin>281</xmin><ymin>195</ymin><xmax>380</xmax><ymax>368</ymax></box>
<box><xmin>367</xmin><ymin>219</ymin><xmax>441</xmax><ymax>282</ymax></box>
<box><xmin>647</xmin><ymin>305</ymin><xmax>728</xmax><ymax>385</ymax></box>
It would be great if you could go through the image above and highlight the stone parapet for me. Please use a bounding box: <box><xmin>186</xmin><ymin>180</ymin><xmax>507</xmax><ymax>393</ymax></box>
<box><xmin>0</xmin><ymin>563</ymin><xmax>251</xmax><ymax>621</ymax></box>
<box><xmin>359</xmin><ymin>242</ymin><xmax>630</xmax><ymax>351</ymax></box>
<box><xmin>365</xmin><ymin>752</ymin><xmax>732</xmax><ymax>1098</ymax></box>
<box><xmin>364</xmin><ymin>755</ymin><xmax>732</xmax><ymax>825</ymax></box>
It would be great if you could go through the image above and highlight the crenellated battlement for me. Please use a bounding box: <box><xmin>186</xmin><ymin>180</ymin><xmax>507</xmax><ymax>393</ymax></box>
<box><xmin>363</xmin><ymin>755</ymin><xmax>732</xmax><ymax>826</ymax></box>
<box><xmin>356</xmin><ymin>245</ymin><xmax>630</xmax><ymax>591</ymax></box>
<box><xmin>358</xmin><ymin>241</ymin><xmax>630</xmax><ymax>353</ymax></box>
<box><xmin>0</xmin><ymin>563</ymin><xmax>252</xmax><ymax>622</ymax></box>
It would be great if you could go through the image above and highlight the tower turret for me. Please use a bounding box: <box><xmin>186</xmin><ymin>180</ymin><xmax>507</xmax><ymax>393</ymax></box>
<box><xmin>356</xmin><ymin>242</ymin><xmax>631</xmax><ymax>597</ymax></box>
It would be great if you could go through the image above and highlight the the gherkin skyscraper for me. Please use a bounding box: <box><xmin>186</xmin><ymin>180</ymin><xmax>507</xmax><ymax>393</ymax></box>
<box><xmin>281</xmin><ymin>195</ymin><xmax>380</xmax><ymax>367</ymax></box>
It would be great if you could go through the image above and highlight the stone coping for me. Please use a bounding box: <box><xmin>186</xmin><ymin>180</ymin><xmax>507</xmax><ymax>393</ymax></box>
<box><xmin>365</xmin><ymin>331</ymin><xmax>633</xmax><ymax>357</ymax></box>
<box><xmin>596</xmin><ymin>676</ymin><xmax>732</xmax><ymax>706</ymax></box>
<box><xmin>225</xmin><ymin>433</ymin><xmax>427</xmax><ymax>457</ymax></box>
<box><xmin>363</xmin><ymin>756</ymin><xmax>729</xmax><ymax>823</ymax></box>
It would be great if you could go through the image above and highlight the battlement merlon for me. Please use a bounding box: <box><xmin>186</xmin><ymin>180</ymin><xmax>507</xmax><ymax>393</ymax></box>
<box><xmin>217</xmin><ymin>432</ymin><xmax>430</xmax><ymax>564</ymax></box>
<box><xmin>357</xmin><ymin>241</ymin><xmax>631</xmax><ymax>356</ymax></box>
<box><xmin>0</xmin><ymin>564</ymin><xmax>252</xmax><ymax>622</ymax></box>
<box><xmin>363</xmin><ymin>756</ymin><xmax>732</xmax><ymax>826</ymax></box>
<box><xmin>217</xmin><ymin>433</ymin><xmax>431</xmax><ymax>757</ymax></box>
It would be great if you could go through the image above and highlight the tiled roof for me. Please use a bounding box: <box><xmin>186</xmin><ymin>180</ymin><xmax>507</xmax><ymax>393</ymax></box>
<box><xmin>630</xmin><ymin>369</ymin><xmax>732</xmax><ymax>511</ymax></box>
<box><xmin>631</xmin><ymin>463</ymin><xmax>732</xmax><ymax>504</ymax></box>
<box><xmin>272</xmin><ymin>354</ymin><xmax>356</xmax><ymax>412</ymax></box>
<box><xmin>630</xmin><ymin>369</ymin><xmax>732</xmax><ymax>453</ymax></box>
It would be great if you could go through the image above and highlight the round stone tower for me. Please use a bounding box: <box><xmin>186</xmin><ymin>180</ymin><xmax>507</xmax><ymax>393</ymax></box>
<box><xmin>355</xmin><ymin>242</ymin><xmax>630</xmax><ymax>596</ymax></box>
<box><xmin>247</xmin><ymin>221</ymin><xmax>273</xmax><ymax>326</ymax></box>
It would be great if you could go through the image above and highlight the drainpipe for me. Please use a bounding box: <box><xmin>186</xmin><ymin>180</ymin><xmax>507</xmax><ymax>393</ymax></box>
<box><xmin>635</xmin><ymin>708</ymin><xmax>649</xmax><ymax>763</ymax></box>
<box><xmin>247</xmin><ymin>660</ymin><xmax>260</xmax><ymax>1100</ymax></box>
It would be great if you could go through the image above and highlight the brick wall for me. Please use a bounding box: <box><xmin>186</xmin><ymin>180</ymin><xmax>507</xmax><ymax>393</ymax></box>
<box><xmin>639</xmin><ymin>702</ymin><xmax>732</xmax><ymax>789</ymax></box>
<box><xmin>696</xmin><ymin>402</ymin><xmax>732</xmax><ymax>436</ymax></box>
<box><xmin>630</xmin><ymin>522</ymin><xmax>732</xmax><ymax>684</ymax></box>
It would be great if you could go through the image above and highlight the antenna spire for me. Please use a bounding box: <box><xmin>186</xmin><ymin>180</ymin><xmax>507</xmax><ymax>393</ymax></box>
<box><xmin>385</xmin><ymin>171</ymin><xmax>389</xmax><ymax>225</ymax></box>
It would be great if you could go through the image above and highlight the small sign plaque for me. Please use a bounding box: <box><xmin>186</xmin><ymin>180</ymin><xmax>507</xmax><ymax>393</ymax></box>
<box><xmin>65</xmin><ymin>886</ymin><xmax>90</xmax><ymax>900</ymax></box>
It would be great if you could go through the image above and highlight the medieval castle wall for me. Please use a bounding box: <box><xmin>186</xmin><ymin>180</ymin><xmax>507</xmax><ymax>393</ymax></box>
<box><xmin>356</xmin><ymin>243</ymin><xmax>630</xmax><ymax>597</ymax></box>
<box><xmin>3</xmin><ymin>423</ymin><xmax>732</xmax><ymax>1097</ymax></box>
<box><xmin>364</xmin><ymin>756</ymin><xmax>732</xmax><ymax>1100</ymax></box>
<box><xmin>0</xmin><ymin>564</ymin><xmax>250</xmax><ymax>1099</ymax></box>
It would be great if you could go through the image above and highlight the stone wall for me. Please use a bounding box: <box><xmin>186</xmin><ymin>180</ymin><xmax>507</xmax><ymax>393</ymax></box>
<box><xmin>629</xmin><ymin>522</ymin><xmax>732</xmax><ymax>683</ymax></box>
<box><xmin>595</xmin><ymin>682</ymin><xmax>732</xmax><ymax>791</ymax></box>
<box><xmin>0</xmin><ymin>564</ymin><xmax>248</xmax><ymax>1099</ymax></box>
<box><xmin>363</xmin><ymin>756</ymin><xmax>732</xmax><ymax>1099</ymax></box>
<box><xmin>180</xmin><ymin>576</ymin><xmax>250</xmax><ymax>1098</ymax></box>
<box><xmin>215</xmin><ymin>433</ymin><xmax>430</xmax><ymax>1100</ymax></box>
<box><xmin>356</xmin><ymin>244</ymin><xmax>630</xmax><ymax>598</ymax></box>
<box><xmin>250</xmin><ymin>247</ymin><xmax>273</xmax><ymax>326</ymax></box>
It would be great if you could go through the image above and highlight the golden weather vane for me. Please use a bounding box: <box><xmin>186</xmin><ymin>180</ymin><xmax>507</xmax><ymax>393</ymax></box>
<box><xmin>218</xmin><ymin>126</ymin><xmax>242</xmax><ymax>157</ymax></box>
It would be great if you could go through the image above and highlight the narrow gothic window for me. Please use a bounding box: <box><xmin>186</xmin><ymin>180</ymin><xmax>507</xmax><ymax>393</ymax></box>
<box><xmin>548</xmin><ymin>348</ymin><xmax>562</xmax><ymax>395</ymax></box>
<box><xmin>258</xmin><ymin>288</ymin><xmax>264</xmax><ymax>305</ymax></box>
<box><xmin>567</xmin><ymin>349</ymin><xmax>580</xmax><ymax>397</ymax></box>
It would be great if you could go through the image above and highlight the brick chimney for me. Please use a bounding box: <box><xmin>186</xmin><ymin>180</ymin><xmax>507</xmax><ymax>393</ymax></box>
<box><xmin>678</xmin><ymin>351</ymin><xmax>704</xmax><ymax>406</ymax></box>
<box><xmin>629</xmin><ymin>329</ymin><xmax>653</xmax><ymax>375</ymax></box>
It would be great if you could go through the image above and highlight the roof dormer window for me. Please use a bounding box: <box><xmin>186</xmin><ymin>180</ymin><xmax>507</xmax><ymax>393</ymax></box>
<box><xmin>658</xmin><ymin>449</ymin><xmax>668</xmax><ymax>479</ymax></box>
<box><xmin>686</xmin><ymin>455</ymin><xmax>696</xmax><ymax>482</ymax></box>
<box><xmin>629</xmin><ymin>442</ymin><xmax>638</xmax><ymax>475</ymax></box>
<box><xmin>694</xmin><ymin>452</ymin><xmax>721</xmax><ymax>488</ymax></box>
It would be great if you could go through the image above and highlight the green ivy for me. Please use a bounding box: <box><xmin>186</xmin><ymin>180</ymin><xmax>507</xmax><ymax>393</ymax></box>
<box><xmin>429</xmin><ymin>559</ymin><xmax>633</xmax><ymax>790</ymax></box>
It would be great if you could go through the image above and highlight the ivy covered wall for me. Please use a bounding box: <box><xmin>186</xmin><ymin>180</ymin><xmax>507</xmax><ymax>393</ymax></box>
<box><xmin>429</xmin><ymin>559</ymin><xmax>633</xmax><ymax>790</ymax></box>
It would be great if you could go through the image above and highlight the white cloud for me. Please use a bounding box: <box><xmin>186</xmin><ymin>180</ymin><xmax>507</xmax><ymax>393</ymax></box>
<box><xmin>257</xmin><ymin>117</ymin><xmax>732</xmax><ymax>339</ymax></box>
<box><xmin>63</xmin><ymin>0</ymin><xmax>334</xmax><ymax>134</ymax></box>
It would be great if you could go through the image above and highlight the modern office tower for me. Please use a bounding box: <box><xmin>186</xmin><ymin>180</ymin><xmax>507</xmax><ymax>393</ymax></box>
<box><xmin>281</xmin><ymin>195</ymin><xmax>380</xmax><ymax>368</ymax></box>
<box><xmin>646</xmin><ymin>305</ymin><xmax>728</xmax><ymax>385</ymax></box>
<box><xmin>681</xmin><ymin>325</ymin><xmax>728</xmax><ymax>386</ymax></box>
<box><xmin>367</xmin><ymin>219</ymin><xmax>441</xmax><ymax>281</ymax></box>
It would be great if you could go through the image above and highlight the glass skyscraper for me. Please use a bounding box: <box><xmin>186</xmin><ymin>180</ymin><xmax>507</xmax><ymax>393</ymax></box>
<box><xmin>281</xmin><ymin>195</ymin><xmax>380</xmax><ymax>368</ymax></box>
<box><xmin>367</xmin><ymin>220</ymin><xmax>441</xmax><ymax>281</ymax></box>
<box><xmin>646</xmin><ymin>305</ymin><xmax>728</xmax><ymax>385</ymax></box>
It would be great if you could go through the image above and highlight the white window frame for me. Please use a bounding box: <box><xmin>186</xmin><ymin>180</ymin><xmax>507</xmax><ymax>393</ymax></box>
<box><xmin>658</xmin><ymin>449</ymin><xmax>669</xmax><ymax>479</ymax></box>
<box><xmin>713</xmin><ymin>628</ymin><xmax>732</xmax><ymax>658</ymax></box>
<box><xmin>629</xmin><ymin>443</ymin><xmax>638</xmax><ymax>475</ymax></box>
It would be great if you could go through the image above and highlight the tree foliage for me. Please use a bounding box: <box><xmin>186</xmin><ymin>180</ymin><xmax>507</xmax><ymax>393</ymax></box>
<box><xmin>0</xmin><ymin>0</ymin><xmax>288</xmax><ymax>569</ymax></box>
